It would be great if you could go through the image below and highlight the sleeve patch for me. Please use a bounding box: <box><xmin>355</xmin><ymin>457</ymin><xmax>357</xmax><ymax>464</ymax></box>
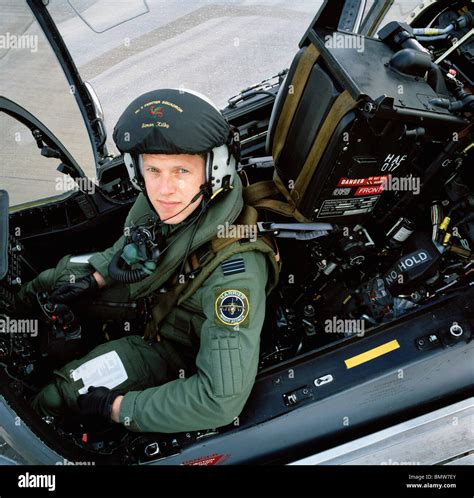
<box><xmin>221</xmin><ymin>258</ymin><xmax>245</xmax><ymax>276</ymax></box>
<box><xmin>214</xmin><ymin>289</ymin><xmax>250</xmax><ymax>327</ymax></box>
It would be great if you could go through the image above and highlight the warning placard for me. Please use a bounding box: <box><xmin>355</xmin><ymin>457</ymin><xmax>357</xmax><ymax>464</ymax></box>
<box><xmin>317</xmin><ymin>196</ymin><xmax>380</xmax><ymax>218</ymax></box>
<box><xmin>338</xmin><ymin>176</ymin><xmax>387</xmax><ymax>187</ymax></box>
<box><xmin>355</xmin><ymin>185</ymin><xmax>384</xmax><ymax>196</ymax></box>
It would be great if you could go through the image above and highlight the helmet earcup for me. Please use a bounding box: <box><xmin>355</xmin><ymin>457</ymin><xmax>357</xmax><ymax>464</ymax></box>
<box><xmin>123</xmin><ymin>153</ymin><xmax>147</xmax><ymax>192</ymax></box>
<box><xmin>124</xmin><ymin>153</ymin><xmax>142</xmax><ymax>191</ymax></box>
<box><xmin>207</xmin><ymin>144</ymin><xmax>236</xmax><ymax>198</ymax></box>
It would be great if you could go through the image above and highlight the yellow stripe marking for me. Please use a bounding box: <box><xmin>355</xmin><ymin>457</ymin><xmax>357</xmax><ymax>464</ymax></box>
<box><xmin>344</xmin><ymin>340</ymin><xmax>400</xmax><ymax>369</ymax></box>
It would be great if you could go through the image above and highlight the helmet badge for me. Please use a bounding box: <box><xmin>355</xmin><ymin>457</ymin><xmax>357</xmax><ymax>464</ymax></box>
<box><xmin>149</xmin><ymin>105</ymin><xmax>164</xmax><ymax>117</ymax></box>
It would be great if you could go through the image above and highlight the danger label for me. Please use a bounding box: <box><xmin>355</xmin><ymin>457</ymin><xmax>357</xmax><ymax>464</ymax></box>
<box><xmin>317</xmin><ymin>196</ymin><xmax>380</xmax><ymax>218</ymax></box>
<box><xmin>338</xmin><ymin>176</ymin><xmax>387</xmax><ymax>187</ymax></box>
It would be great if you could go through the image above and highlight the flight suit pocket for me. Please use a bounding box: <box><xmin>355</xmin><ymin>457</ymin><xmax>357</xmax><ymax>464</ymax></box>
<box><xmin>158</xmin><ymin>308</ymin><xmax>196</xmax><ymax>349</ymax></box>
<box><xmin>210</xmin><ymin>335</ymin><xmax>243</xmax><ymax>397</ymax></box>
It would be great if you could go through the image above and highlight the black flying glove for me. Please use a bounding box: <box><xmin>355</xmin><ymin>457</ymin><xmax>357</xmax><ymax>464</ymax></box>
<box><xmin>50</xmin><ymin>273</ymin><xmax>99</xmax><ymax>304</ymax></box>
<box><xmin>77</xmin><ymin>386</ymin><xmax>122</xmax><ymax>422</ymax></box>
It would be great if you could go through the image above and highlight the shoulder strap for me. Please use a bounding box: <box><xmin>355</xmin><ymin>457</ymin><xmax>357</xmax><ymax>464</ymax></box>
<box><xmin>179</xmin><ymin>237</ymin><xmax>280</xmax><ymax>306</ymax></box>
<box><xmin>210</xmin><ymin>204</ymin><xmax>258</xmax><ymax>253</ymax></box>
<box><xmin>143</xmin><ymin>223</ymin><xmax>281</xmax><ymax>341</ymax></box>
<box><xmin>143</xmin><ymin>281</ymin><xmax>188</xmax><ymax>340</ymax></box>
<box><xmin>242</xmin><ymin>176</ymin><xmax>311</xmax><ymax>222</ymax></box>
<box><xmin>243</xmin><ymin>180</ymin><xmax>279</xmax><ymax>205</ymax></box>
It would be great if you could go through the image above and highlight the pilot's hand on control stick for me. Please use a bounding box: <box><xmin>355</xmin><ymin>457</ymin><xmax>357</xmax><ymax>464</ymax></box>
<box><xmin>77</xmin><ymin>386</ymin><xmax>123</xmax><ymax>424</ymax></box>
<box><xmin>50</xmin><ymin>273</ymin><xmax>99</xmax><ymax>304</ymax></box>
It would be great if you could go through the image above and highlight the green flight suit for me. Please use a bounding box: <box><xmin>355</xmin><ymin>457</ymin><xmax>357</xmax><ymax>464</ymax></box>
<box><xmin>20</xmin><ymin>175</ymin><xmax>279</xmax><ymax>433</ymax></box>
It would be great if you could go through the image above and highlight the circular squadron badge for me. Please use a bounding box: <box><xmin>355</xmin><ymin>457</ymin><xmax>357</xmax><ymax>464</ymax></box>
<box><xmin>215</xmin><ymin>289</ymin><xmax>250</xmax><ymax>327</ymax></box>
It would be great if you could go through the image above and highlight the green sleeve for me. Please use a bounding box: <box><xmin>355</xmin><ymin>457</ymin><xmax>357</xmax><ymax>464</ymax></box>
<box><xmin>88</xmin><ymin>194</ymin><xmax>152</xmax><ymax>285</ymax></box>
<box><xmin>118</xmin><ymin>250</ymin><xmax>269</xmax><ymax>433</ymax></box>
<box><xmin>88</xmin><ymin>235</ymin><xmax>126</xmax><ymax>286</ymax></box>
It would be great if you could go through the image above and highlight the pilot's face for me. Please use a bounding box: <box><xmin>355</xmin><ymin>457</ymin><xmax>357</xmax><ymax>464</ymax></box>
<box><xmin>142</xmin><ymin>153</ymin><xmax>206</xmax><ymax>224</ymax></box>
